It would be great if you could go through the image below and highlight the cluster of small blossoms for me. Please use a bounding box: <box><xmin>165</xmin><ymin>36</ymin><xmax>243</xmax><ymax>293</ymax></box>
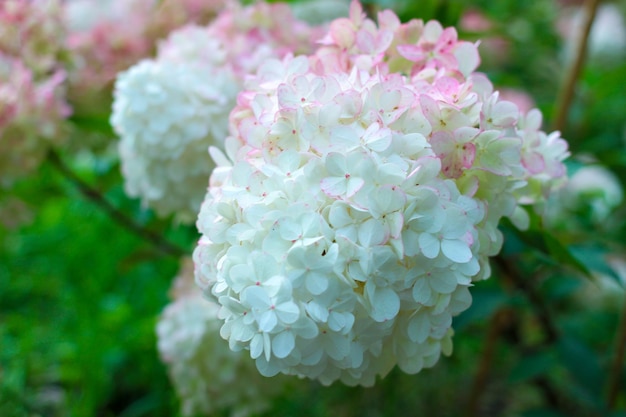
<box><xmin>0</xmin><ymin>0</ymin><xmax>70</xmax><ymax>185</ymax></box>
<box><xmin>64</xmin><ymin>0</ymin><xmax>229</xmax><ymax>108</ymax></box>
<box><xmin>157</xmin><ymin>258</ymin><xmax>290</xmax><ymax>417</ymax></box>
<box><xmin>194</xmin><ymin>1</ymin><xmax>569</xmax><ymax>386</ymax></box>
<box><xmin>545</xmin><ymin>164</ymin><xmax>623</xmax><ymax>228</ymax></box>
<box><xmin>0</xmin><ymin>54</ymin><xmax>70</xmax><ymax>186</ymax></box>
<box><xmin>111</xmin><ymin>2</ymin><xmax>321</xmax><ymax>222</ymax></box>
<box><xmin>0</xmin><ymin>0</ymin><xmax>67</xmax><ymax>77</ymax></box>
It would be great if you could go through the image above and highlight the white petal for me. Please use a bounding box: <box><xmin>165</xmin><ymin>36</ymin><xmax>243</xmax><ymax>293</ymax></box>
<box><xmin>306</xmin><ymin>273</ymin><xmax>329</xmax><ymax>295</ymax></box>
<box><xmin>429</xmin><ymin>270</ymin><xmax>459</xmax><ymax>294</ymax></box>
<box><xmin>250</xmin><ymin>333</ymin><xmax>263</xmax><ymax>359</ymax></box>
<box><xmin>241</xmin><ymin>285</ymin><xmax>271</xmax><ymax>309</ymax></box>
<box><xmin>276</xmin><ymin>301</ymin><xmax>300</xmax><ymax>324</ymax></box>
<box><xmin>272</xmin><ymin>331</ymin><xmax>295</xmax><ymax>359</ymax></box>
<box><xmin>320</xmin><ymin>176</ymin><xmax>347</xmax><ymax>197</ymax></box>
<box><xmin>346</xmin><ymin>177</ymin><xmax>365</xmax><ymax>198</ymax></box>
<box><xmin>368</xmin><ymin>286</ymin><xmax>400</xmax><ymax>322</ymax></box>
<box><xmin>408</xmin><ymin>313</ymin><xmax>431</xmax><ymax>343</ymax></box>
<box><xmin>412</xmin><ymin>278</ymin><xmax>433</xmax><ymax>305</ymax></box>
<box><xmin>419</xmin><ymin>233</ymin><xmax>440</xmax><ymax>259</ymax></box>
<box><xmin>306</xmin><ymin>301</ymin><xmax>329</xmax><ymax>322</ymax></box>
<box><xmin>258</xmin><ymin>311</ymin><xmax>278</xmax><ymax>333</ymax></box>
<box><xmin>358</xmin><ymin>218</ymin><xmax>387</xmax><ymax>246</ymax></box>
<box><xmin>328</xmin><ymin>311</ymin><xmax>355</xmax><ymax>333</ymax></box>
<box><xmin>441</xmin><ymin>239</ymin><xmax>473</xmax><ymax>263</ymax></box>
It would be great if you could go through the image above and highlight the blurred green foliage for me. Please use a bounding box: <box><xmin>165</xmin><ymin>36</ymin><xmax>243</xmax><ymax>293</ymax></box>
<box><xmin>1</xmin><ymin>0</ymin><xmax>625</xmax><ymax>416</ymax></box>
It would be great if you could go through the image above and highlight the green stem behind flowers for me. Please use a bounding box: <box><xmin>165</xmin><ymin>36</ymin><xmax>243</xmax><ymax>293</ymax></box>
<box><xmin>47</xmin><ymin>150</ymin><xmax>187</xmax><ymax>258</ymax></box>
<box><xmin>465</xmin><ymin>308</ymin><xmax>513</xmax><ymax>417</ymax></box>
<box><xmin>553</xmin><ymin>0</ymin><xmax>602</xmax><ymax>133</ymax></box>
<box><xmin>607</xmin><ymin>290</ymin><xmax>626</xmax><ymax>409</ymax></box>
<box><xmin>494</xmin><ymin>254</ymin><xmax>559</xmax><ymax>344</ymax></box>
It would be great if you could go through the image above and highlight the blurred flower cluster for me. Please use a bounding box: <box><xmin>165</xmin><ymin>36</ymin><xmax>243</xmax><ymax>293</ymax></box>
<box><xmin>157</xmin><ymin>258</ymin><xmax>293</xmax><ymax>417</ymax></box>
<box><xmin>111</xmin><ymin>2</ymin><xmax>321</xmax><ymax>221</ymax></box>
<box><xmin>0</xmin><ymin>0</ymin><xmax>69</xmax><ymax>186</ymax></box>
<box><xmin>0</xmin><ymin>0</ymin><xmax>227</xmax><ymax>187</ymax></box>
<box><xmin>0</xmin><ymin>0</ymin><xmax>233</xmax><ymax>228</ymax></box>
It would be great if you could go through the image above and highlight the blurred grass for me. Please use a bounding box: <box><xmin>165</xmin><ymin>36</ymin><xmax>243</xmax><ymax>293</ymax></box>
<box><xmin>0</xmin><ymin>164</ymin><xmax>180</xmax><ymax>417</ymax></box>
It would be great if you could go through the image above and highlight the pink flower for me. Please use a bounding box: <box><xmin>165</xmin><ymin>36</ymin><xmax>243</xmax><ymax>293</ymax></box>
<box><xmin>0</xmin><ymin>0</ymin><xmax>66</xmax><ymax>76</ymax></box>
<box><xmin>0</xmin><ymin>54</ymin><xmax>70</xmax><ymax>185</ymax></box>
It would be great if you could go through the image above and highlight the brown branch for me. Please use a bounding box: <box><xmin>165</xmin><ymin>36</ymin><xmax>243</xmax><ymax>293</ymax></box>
<box><xmin>553</xmin><ymin>0</ymin><xmax>602</xmax><ymax>132</ymax></box>
<box><xmin>607</xmin><ymin>290</ymin><xmax>626</xmax><ymax>409</ymax></box>
<box><xmin>494</xmin><ymin>255</ymin><xmax>559</xmax><ymax>345</ymax></box>
<box><xmin>362</xmin><ymin>2</ymin><xmax>379</xmax><ymax>21</ymax></box>
<box><xmin>466</xmin><ymin>308</ymin><xmax>512</xmax><ymax>417</ymax></box>
<box><xmin>47</xmin><ymin>149</ymin><xmax>187</xmax><ymax>258</ymax></box>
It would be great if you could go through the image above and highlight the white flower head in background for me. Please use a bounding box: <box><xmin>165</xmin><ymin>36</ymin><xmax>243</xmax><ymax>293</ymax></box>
<box><xmin>566</xmin><ymin>165</ymin><xmax>623</xmax><ymax>218</ymax></box>
<box><xmin>193</xmin><ymin>1</ymin><xmax>568</xmax><ymax>386</ymax></box>
<box><xmin>157</xmin><ymin>258</ymin><xmax>291</xmax><ymax>417</ymax></box>
<box><xmin>111</xmin><ymin>2</ymin><xmax>321</xmax><ymax>222</ymax></box>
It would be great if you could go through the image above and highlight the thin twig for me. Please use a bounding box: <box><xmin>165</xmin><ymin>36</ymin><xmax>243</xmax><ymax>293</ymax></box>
<box><xmin>494</xmin><ymin>255</ymin><xmax>559</xmax><ymax>345</ymax></box>
<box><xmin>553</xmin><ymin>0</ymin><xmax>602</xmax><ymax>133</ymax></box>
<box><xmin>466</xmin><ymin>309</ymin><xmax>512</xmax><ymax>417</ymax></box>
<box><xmin>47</xmin><ymin>150</ymin><xmax>187</xmax><ymax>258</ymax></box>
<box><xmin>362</xmin><ymin>2</ymin><xmax>379</xmax><ymax>20</ymax></box>
<box><xmin>606</xmin><ymin>290</ymin><xmax>626</xmax><ymax>409</ymax></box>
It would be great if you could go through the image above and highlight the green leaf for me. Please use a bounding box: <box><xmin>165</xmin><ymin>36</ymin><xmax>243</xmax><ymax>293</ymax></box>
<box><xmin>501</xmin><ymin>212</ymin><xmax>594</xmax><ymax>280</ymax></box>
<box><xmin>542</xmin><ymin>233</ymin><xmax>593</xmax><ymax>280</ymax></box>
<box><xmin>570</xmin><ymin>245</ymin><xmax>624</xmax><ymax>286</ymax></box>
<box><xmin>521</xmin><ymin>410</ymin><xmax>568</xmax><ymax>417</ymax></box>
<box><xmin>69</xmin><ymin>114</ymin><xmax>115</xmax><ymax>136</ymax></box>
<box><xmin>557</xmin><ymin>336</ymin><xmax>605</xmax><ymax>404</ymax></box>
<box><xmin>454</xmin><ymin>286</ymin><xmax>507</xmax><ymax>330</ymax></box>
<box><xmin>509</xmin><ymin>349</ymin><xmax>556</xmax><ymax>383</ymax></box>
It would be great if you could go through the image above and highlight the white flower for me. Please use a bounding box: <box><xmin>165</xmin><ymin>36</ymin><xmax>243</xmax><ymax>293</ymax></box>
<box><xmin>111</xmin><ymin>4</ymin><xmax>320</xmax><ymax>221</ymax></box>
<box><xmin>157</xmin><ymin>258</ymin><xmax>292</xmax><ymax>417</ymax></box>
<box><xmin>194</xmin><ymin>58</ymin><xmax>488</xmax><ymax>386</ymax></box>
<box><xmin>193</xmin><ymin>1</ymin><xmax>568</xmax><ymax>386</ymax></box>
<box><xmin>566</xmin><ymin>166</ymin><xmax>623</xmax><ymax>218</ymax></box>
<box><xmin>112</xmin><ymin>59</ymin><xmax>239</xmax><ymax>221</ymax></box>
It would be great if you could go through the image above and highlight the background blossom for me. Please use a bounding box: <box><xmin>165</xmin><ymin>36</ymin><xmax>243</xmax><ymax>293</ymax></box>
<box><xmin>157</xmin><ymin>258</ymin><xmax>292</xmax><ymax>417</ymax></box>
<box><xmin>111</xmin><ymin>2</ymin><xmax>321</xmax><ymax>221</ymax></box>
<box><xmin>0</xmin><ymin>54</ymin><xmax>70</xmax><ymax>186</ymax></box>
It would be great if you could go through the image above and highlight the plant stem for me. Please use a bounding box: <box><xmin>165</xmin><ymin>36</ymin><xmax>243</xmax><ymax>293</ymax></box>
<box><xmin>553</xmin><ymin>0</ymin><xmax>602</xmax><ymax>133</ymax></box>
<box><xmin>607</xmin><ymin>290</ymin><xmax>626</xmax><ymax>409</ymax></box>
<box><xmin>494</xmin><ymin>255</ymin><xmax>559</xmax><ymax>344</ymax></box>
<box><xmin>466</xmin><ymin>309</ymin><xmax>512</xmax><ymax>417</ymax></box>
<box><xmin>47</xmin><ymin>150</ymin><xmax>187</xmax><ymax>258</ymax></box>
<box><xmin>362</xmin><ymin>2</ymin><xmax>379</xmax><ymax>20</ymax></box>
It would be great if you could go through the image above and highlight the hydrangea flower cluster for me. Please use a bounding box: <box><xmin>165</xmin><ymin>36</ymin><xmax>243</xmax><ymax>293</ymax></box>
<box><xmin>111</xmin><ymin>2</ymin><xmax>321</xmax><ymax>222</ymax></box>
<box><xmin>0</xmin><ymin>0</ymin><xmax>67</xmax><ymax>77</ymax></box>
<box><xmin>0</xmin><ymin>0</ymin><xmax>70</xmax><ymax>185</ymax></box>
<box><xmin>193</xmin><ymin>1</ymin><xmax>568</xmax><ymax>386</ymax></box>
<box><xmin>0</xmin><ymin>54</ymin><xmax>70</xmax><ymax>186</ymax></box>
<box><xmin>157</xmin><ymin>258</ymin><xmax>290</xmax><ymax>417</ymax></box>
<box><xmin>64</xmin><ymin>0</ymin><xmax>228</xmax><ymax>108</ymax></box>
<box><xmin>546</xmin><ymin>164</ymin><xmax>623</xmax><ymax>228</ymax></box>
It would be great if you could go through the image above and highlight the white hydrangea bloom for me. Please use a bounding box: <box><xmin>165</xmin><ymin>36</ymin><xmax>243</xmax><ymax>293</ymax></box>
<box><xmin>545</xmin><ymin>164</ymin><xmax>623</xmax><ymax>227</ymax></box>
<box><xmin>195</xmin><ymin>58</ymin><xmax>488</xmax><ymax>386</ymax></box>
<box><xmin>111</xmin><ymin>4</ymin><xmax>320</xmax><ymax>221</ymax></box>
<box><xmin>193</xmin><ymin>2</ymin><xmax>568</xmax><ymax>386</ymax></box>
<box><xmin>566</xmin><ymin>165</ymin><xmax>623</xmax><ymax>219</ymax></box>
<box><xmin>157</xmin><ymin>258</ymin><xmax>291</xmax><ymax>417</ymax></box>
<box><xmin>112</xmin><ymin>59</ymin><xmax>239</xmax><ymax>221</ymax></box>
